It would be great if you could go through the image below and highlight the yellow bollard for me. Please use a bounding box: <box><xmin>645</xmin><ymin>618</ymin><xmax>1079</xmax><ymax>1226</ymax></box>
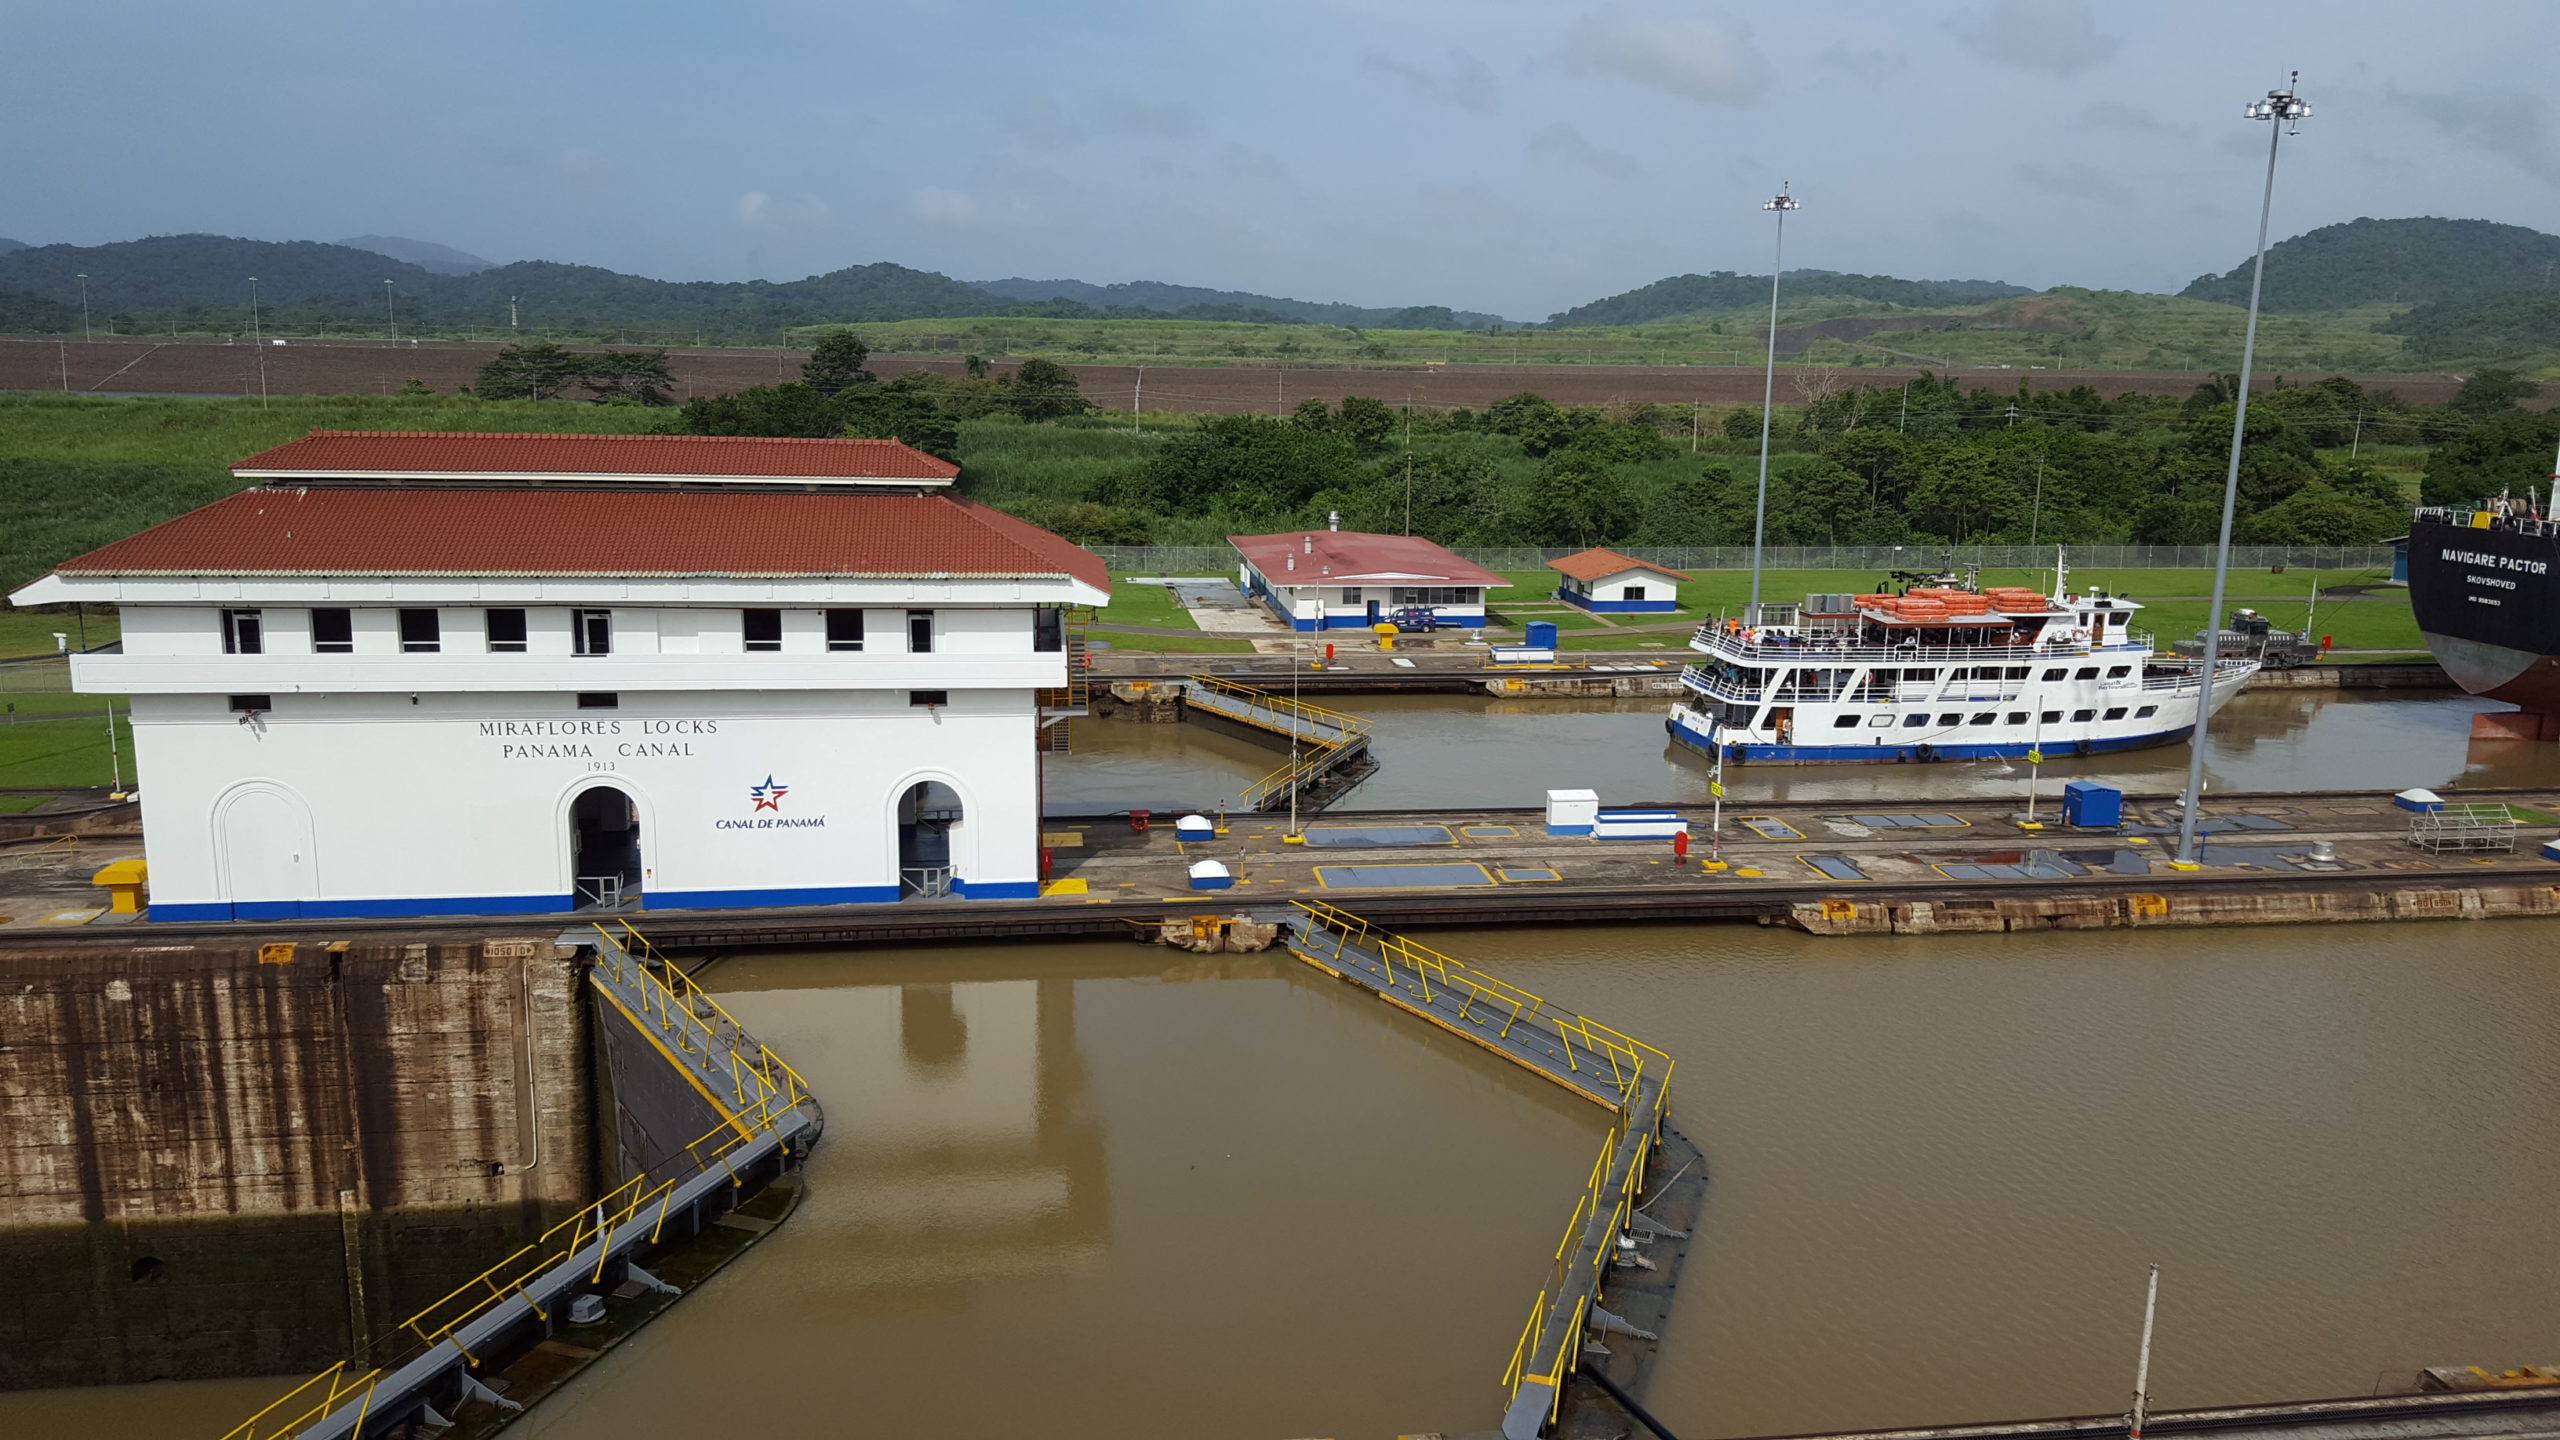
<box><xmin>90</xmin><ymin>858</ymin><xmax>148</xmax><ymax>914</ymax></box>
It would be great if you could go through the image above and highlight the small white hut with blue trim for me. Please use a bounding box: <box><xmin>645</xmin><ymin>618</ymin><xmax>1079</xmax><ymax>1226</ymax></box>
<box><xmin>1547</xmin><ymin>548</ymin><xmax>1690</xmax><ymax>614</ymax></box>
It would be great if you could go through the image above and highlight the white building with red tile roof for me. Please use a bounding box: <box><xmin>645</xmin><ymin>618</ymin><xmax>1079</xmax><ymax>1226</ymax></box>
<box><xmin>1229</xmin><ymin>527</ymin><xmax>1506</xmax><ymax>632</ymax></box>
<box><xmin>9</xmin><ymin>432</ymin><xmax>1107</xmax><ymax>922</ymax></box>
<box><xmin>1544</xmin><ymin>548</ymin><xmax>1692</xmax><ymax>614</ymax></box>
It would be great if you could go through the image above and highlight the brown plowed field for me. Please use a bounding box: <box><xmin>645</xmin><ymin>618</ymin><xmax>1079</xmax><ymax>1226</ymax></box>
<box><xmin>0</xmin><ymin>334</ymin><xmax>2486</xmax><ymax>413</ymax></box>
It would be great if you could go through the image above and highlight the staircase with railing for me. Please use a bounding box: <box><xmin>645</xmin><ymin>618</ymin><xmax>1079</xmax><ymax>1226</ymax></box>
<box><xmin>1038</xmin><ymin>627</ymin><xmax>1090</xmax><ymax>753</ymax></box>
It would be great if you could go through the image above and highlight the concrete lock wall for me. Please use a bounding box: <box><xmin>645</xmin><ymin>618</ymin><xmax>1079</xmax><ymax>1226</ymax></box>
<box><xmin>0</xmin><ymin>937</ymin><xmax>594</xmax><ymax>1387</ymax></box>
<box><xmin>125</xmin><ymin>687</ymin><xmax>1044</xmax><ymax>919</ymax></box>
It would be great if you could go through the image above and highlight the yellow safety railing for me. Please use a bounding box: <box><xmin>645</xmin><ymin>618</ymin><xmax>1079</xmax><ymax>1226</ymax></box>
<box><xmin>592</xmin><ymin>921</ymin><xmax>813</xmax><ymax>1118</ymax></box>
<box><xmin>1190</xmin><ymin>675</ymin><xmax>1374</xmax><ymax>813</ymax></box>
<box><xmin>223</xmin><ymin>926</ymin><xmax>814</xmax><ymax>1440</ymax></box>
<box><xmin>1294</xmin><ymin>900</ymin><xmax>1672</xmax><ymax>1110</ymax></box>
<box><xmin>1185</xmin><ymin>672</ymin><xmax>1371</xmax><ymax>739</ymax></box>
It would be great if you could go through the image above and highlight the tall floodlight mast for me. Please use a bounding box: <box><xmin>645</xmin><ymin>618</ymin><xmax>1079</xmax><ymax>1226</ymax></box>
<box><xmin>1748</xmin><ymin>186</ymin><xmax>1798</xmax><ymax>620</ymax></box>
<box><xmin>2175</xmin><ymin>75</ymin><xmax>2311</xmax><ymax>867</ymax></box>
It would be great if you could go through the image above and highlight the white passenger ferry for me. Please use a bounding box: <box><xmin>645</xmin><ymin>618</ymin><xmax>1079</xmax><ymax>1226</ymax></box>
<box><xmin>1667</xmin><ymin>560</ymin><xmax>2259</xmax><ymax>764</ymax></box>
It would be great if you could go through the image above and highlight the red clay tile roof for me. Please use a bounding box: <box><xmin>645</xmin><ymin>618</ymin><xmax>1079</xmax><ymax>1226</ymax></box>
<box><xmin>231</xmin><ymin>430</ymin><xmax>960</xmax><ymax>483</ymax></box>
<box><xmin>1544</xmin><ymin>548</ymin><xmax>1692</xmax><ymax>583</ymax></box>
<box><xmin>52</xmin><ymin>487</ymin><xmax>1107</xmax><ymax>590</ymax></box>
<box><xmin>1229</xmin><ymin>531</ymin><xmax>1507</xmax><ymax>588</ymax></box>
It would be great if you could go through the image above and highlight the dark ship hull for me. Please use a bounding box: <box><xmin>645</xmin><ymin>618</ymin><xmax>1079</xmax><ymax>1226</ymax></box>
<box><xmin>2405</xmin><ymin>515</ymin><xmax>2560</xmax><ymax>718</ymax></box>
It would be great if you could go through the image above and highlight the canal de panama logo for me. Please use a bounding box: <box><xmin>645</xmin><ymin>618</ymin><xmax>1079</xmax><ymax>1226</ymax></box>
<box><xmin>720</xmin><ymin>775</ymin><xmax>824</xmax><ymax>831</ymax></box>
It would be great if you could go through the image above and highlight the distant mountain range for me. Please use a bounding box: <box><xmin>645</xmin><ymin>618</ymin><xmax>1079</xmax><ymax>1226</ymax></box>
<box><xmin>971</xmin><ymin>276</ymin><xmax>1505</xmax><ymax>330</ymax></box>
<box><xmin>337</xmin><ymin>234</ymin><xmax>496</xmax><ymax>275</ymax></box>
<box><xmin>1545</xmin><ymin>270</ymin><xmax>2035</xmax><ymax>327</ymax></box>
<box><xmin>1</xmin><ymin>218</ymin><xmax>2555</xmax><ymax>364</ymax></box>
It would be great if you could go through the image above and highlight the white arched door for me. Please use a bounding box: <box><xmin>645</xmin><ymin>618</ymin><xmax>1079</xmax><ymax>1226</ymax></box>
<box><xmin>218</xmin><ymin>787</ymin><xmax>318</xmax><ymax>916</ymax></box>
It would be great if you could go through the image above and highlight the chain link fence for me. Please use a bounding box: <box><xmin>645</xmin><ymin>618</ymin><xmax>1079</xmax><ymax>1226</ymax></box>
<box><xmin>1087</xmin><ymin>545</ymin><xmax>2397</xmax><ymax>575</ymax></box>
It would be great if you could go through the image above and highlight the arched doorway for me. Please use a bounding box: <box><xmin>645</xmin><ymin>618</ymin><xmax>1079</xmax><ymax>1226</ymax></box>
<box><xmin>570</xmin><ymin>785</ymin><xmax>641</xmax><ymax>908</ymax></box>
<box><xmin>897</xmin><ymin>780</ymin><xmax>964</xmax><ymax>898</ymax></box>
<box><xmin>216</xmin><ymin>784</ymin><xmax>318</xmax><ymax>919</ymax></box>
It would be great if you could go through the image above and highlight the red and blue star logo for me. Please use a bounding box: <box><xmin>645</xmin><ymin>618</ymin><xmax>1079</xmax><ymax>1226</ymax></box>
<box><xmin>749</xmin><ymin>775</ymin><xmax>789</xmax><ymax>811</ymax></box>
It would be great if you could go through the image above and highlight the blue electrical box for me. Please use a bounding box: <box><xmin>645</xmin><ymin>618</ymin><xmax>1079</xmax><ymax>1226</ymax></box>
<box><xmin>1525</xmin><ymin>621</ymin><xmax>1558</xmax><ymax>649</ymax></box>
<box><xmin>2062</xmin><ymin>781</ymin><xmax>2121</xmax><ymax>828</ymax></box>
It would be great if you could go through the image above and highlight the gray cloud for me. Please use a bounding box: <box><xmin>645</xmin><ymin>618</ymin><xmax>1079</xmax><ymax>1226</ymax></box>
<box><xmin>2016</xmin><ymin>160</ymin><xmax>2131</xmax><ymax>203</ymax></box>
<box><xmin>1221</xmin><ymin>144</ymin><xmax>1290</xmax><ymax>185</ymax></box>
<box><xmin>1525</xmin><ymin>123</ymin><xmax>1638</xmax><ymax>178</ymax></box>
<box><xmin>1561</xmin><ymin>7</ymin><xmax>1768</xmax><ymax>108</ymax></box>
<box><xmin>1094</xmin><ymin>95</ymin><xmax>1203</xmax><ymax>141</ymax></box>
<box><xmin>999</xmin><ymin>92</ymin><xmax>1079</xmax><ymax>150</ymax></box>
<box><xmin>2082</xmin><ymin>100</ymin><xmax>2166</xmax><ymax>132</ymax></box>
<box><xmin>1362</xmin><ymin>49</ymin><xmax>1501</xmax><ymax>113</ymax></box>
<box><xmin>1818</xmin><ymin>42</ymin><xmax>1905</xmax><ymax>80</ymax></box>
<box><xmin>1949</xmin><ymin>0</ymin><xmax>2120</xmax><ymax>75</ymax></box>
<box><xmin>2387</xmin><ymin>85</ymin><xmax>2558</xmax><ymax>182</ymax></box>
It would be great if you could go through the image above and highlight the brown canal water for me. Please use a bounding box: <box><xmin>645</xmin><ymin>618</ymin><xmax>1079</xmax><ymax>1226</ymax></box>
<box><xmin>1048</xmin><ymin>688</ymin><xmax>2560</xmax><ymax>815</ymax></box>
<box><xmin>7</xmin><ymin>923</ymin><xmax>2556</xmax><ymax>1438</ymax></box>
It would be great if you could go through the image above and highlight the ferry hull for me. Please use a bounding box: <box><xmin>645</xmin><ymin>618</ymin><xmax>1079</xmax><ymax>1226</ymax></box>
<box><xmin>1666</xmin><ymin>719</ymin><xmax>2195</xmax><ymax>765</ymax></box>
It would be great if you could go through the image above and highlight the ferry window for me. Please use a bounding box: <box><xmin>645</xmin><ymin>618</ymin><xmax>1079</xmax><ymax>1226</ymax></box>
<box><xmin>1972</xmin><ymin>666</ymin><xmax>2003</xmax><ymax>680</ymax></box>
<box><xmin>743</xmin><ymin>608</ymin><xmax>783</xmax><ymax>652</ymax></box>
<box><xmin>398</xmin><ymin>608</ymin><xmax>440</xmax><ymax>654</ymax></box>
<box><xmin>2135</xmin><ymin>705</ymin><xmax>2158</xmax><ymax>718</ymax></box>
<box><xmin>312</xmin><ymin>607</ymin><xmax>353</xmax><ymax>654</ymax></box>
<box><xmin>1868</xmin><ymin>714</ymin><xmax>1895</xmax><ymax>728</ymax></box>
<box><xmin>485</xmin><ymin>608</ymin><xmax>527</xmax><ymax>653</ymax></box>
<box><xmin>907</xmin><ymin>610</ymin><xmax>935</xmax><ymax>654</ymax></box>
<box><xmin>1833</xmin><ymin>714</ymin><xmax>1861</xmax><ymax>728</ymax></box>
<box><xmin>2106</xmin><ymin>665</ymin><xmax>2131</xmax><ymax>679</ymax></box>
<box><xmin>2040</xmin><ymin>710</ymin><xmax>2063</xmax><ymax>725</ymax></box>
<box><xmin>2005</xmin><ymin>666</ymin><xmax>2029</xmax><ymax>680</ymax></box>
<box><xmin>2071</xmin><ymin>708</ymin><xmax>2095</xmax><ymax>722</ymax></box>
<box><xmin>1905</xmin><ymin>669</ymin><xmax>1937</xmax><ymax>681</ymax></box>
<box><xmin>1968</xmin><ymin>712</ymin><xmax>1996</xmax><ymax>726</ymax></box>
<box><xmin>1033</xmin><ymin>607</ymin><xmax>1064</xmax><ymax>653</ymax></box>
<box><xmin>221</xmin><ymin>608</ymin><xmax>263</xmax><ymax>655</ymax></box>
<box><xmin>1904</xmin><ymin>714</ymin><xmax>1931</xmax><ymax>728</ymax></box>
<box><xmin>2103</xmin><ymin>706</ymin><xmax>2128</xmax><ymax>721</ymax></box>
<box><xmin>2074</xmin><ymin>667</ymin><xmax>2099</xmax><ymax>680</ymax></box>
<box><xmin>2007</xmin><ymin>712</ymin><xmax>2029</xmax><ymax>725</ymax></box>
<box><xmin>577</xmin><ymin>692</ymin><xmax>618</xmax><ymax>709</ymax></box>
<box><xmin>1937</xmin><ymin>713</ymin><xmax>1962</xmax><ymax>726</ymax></box>
<box><xmin>573</xmin><ymin>608</ymin><xmax>613</xmax><ymax>656</ymax></box>
<box><xmin>826</xmin><ymin>609</ymin><xmax>865</xmax><ymax>652</ymax></box>
<box><xmin>2041</xmin><ymin>668</ymin><xmax>2066</xmax><ymax>682</ymax></box>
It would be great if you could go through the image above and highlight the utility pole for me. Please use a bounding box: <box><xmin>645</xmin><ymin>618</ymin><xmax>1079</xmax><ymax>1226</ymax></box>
<box><xmin>76</xmin><ymin>273</ymin><xmax>91</xmax><ymax>341</ymax></box>
<box><xmin>2128</xmin><ymin>1265</ymin><xmax>2161</xmax><ymax>1440</ymax></box>
<box><xmin>249</xmin><ymin>277</ymin><xmax>268</xmax><ymax>409</ymax></box>
<box><xmin>2029</xmin><ymin>454</ymin><xmax>2046</xmax><ymax>545</ymax></box>
<box><xmin>1132</xmin><ymin>364</ymin><xmax>1144</xmax><ymax>433</ymax></box>
<box><xmin>1749</xmin><ymin>184</ymin><xmax>1799</xmax><ymax>621</ymax></box>
<box><xmin>384</xmin><ymin>279</ymin><xmax>397</xmax><ymax>339</ymax></box>
<box><xmin>1404</xmin><ymin>397</ymin><xmax>1416</xmax><ymax>535</ymax></box>
<box><xmin>1691</xmin><ymin>400</ymin><xmax>1700</xmax><ymax>453</ymax></box>
<box><xmin>2176</xmin><ymin>74</ymin><xmax>2311</xmax><ymax>869</ymax></box>
<box><xmin>2349</xmin><ymin>405</ymin><xmax>2362</xmax><ymax>458</ymax></box>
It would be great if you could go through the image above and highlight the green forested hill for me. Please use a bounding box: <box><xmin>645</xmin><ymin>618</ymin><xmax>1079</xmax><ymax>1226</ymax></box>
<box><xmin>2181</xmin><ymin>216</ymin><xmax>2560</xmax><ymax>311</ymax></box>
<box><xmin>2379</xmin><ymin>288</ymin><xmax>2560</xmax><ymax>363</ymax></box>
<box><xmin>1545</xmin><ymin>271</ymin><xmax>2033</xmax><ymax>326</ymax></box>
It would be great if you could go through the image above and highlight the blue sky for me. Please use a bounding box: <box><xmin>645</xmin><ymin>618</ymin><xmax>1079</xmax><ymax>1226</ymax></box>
<box><xmin>7</xmin><ymin>0</ymin><xmax>2555</xmax><ymax>319</ymax></box>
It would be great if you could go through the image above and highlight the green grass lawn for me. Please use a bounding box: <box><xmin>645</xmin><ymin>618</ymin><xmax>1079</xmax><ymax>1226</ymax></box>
<box><xmin>1084</xmin><ymin>632</ymin><xmax>1256</xmax><ymax>654</ymax></box>
<box><xmin>0</xmin><ymin>610</ymin><xmax>119</xmax><ymax>658</ymax></box>
<box><xmin>0</xmin><ymin>794</ymin><xmax>48</xmax><ymax>813</ymax></box>
<box><xmin>1085</xmin><ymin>577</ymin><xmax>1198</xmax><ymax>628</ymax></box>
<box><xmin>1</xmin><ymin>692</ymin><xmax>121</xmax><ymax>716</ymax></box>
<box><xmin>0</xmin><ymin>715</ymin><xmax>135</xmax><ymax>787</ymax></box>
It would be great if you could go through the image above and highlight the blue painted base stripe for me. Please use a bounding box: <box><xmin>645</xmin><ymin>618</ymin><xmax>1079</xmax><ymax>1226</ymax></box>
<box><xmin>953</xmin><ymin>879</ymin><xmax>1040</xmax><ymax>899</ymax></box>
<box><xmin>647</xmin><ymin>883</ymin><xmax>900</xmax><ymax>909</ymax></box>
<box><xmin>1668</xmin><ymin>726</ymin><xmax>2194</xmax><ymax>763</ymax></box>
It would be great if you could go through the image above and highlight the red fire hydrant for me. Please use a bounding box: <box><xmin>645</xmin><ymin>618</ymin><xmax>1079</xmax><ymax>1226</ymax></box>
<box><xmin>1672</xmin><ymin>830</ymin><xmax>1691</xmax><ymax>867</ymax></box>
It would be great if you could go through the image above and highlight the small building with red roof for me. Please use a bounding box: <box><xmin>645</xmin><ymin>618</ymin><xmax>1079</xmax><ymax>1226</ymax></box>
<box><xmin>9</xmin><ymin>431</ymin><xmax>1107</xmax><ymax>922</ymax></box>
<box><xmin>1545</xmin><ymin>548</ymin><xmax>1691</xmax><ymax>614</ymax></box>
<box><xmin>1230</xmin><ymin>524</ymin><xmax>1506</xmax><ymax>631</ymax></box>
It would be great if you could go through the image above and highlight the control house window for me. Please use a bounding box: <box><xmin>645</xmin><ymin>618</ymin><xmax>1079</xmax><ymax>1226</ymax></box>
<box><xmin>1033</xmin><ymin>607</ymin><xmax>1064</xmax><ymax>653</ymax></box>
<box><xmin>398</xmin><ymin>609</ymin><xmax>440</xmax><ymax>653</ymax></box>
<box><xmin>826</xmin><ymin>609</ymin><xmax>865</xmax><ymax>652</ymax></box>
<box><xmin>909</xmin><ymin>690</ymin><xmax>948</xmax><ymax>707</ymax></box>
<box><xmin>577</xmin><ymin>692</ymin><xmax>618</xmax><ymax>710</ymax></box>
<box><xmin>573</xmin><ymin>609</ymin><xmax>613</xmax><ymax>656</ymax></box>
<box><xmin>743</xmin><ymin>608</ymin><xmax>782</xmax><ymax>652</ymax></box>
<box><xmin>221</xmin><ymin>608</ymin><xmax>263</xmax><ymax>655</ymax></box>
<box><xmin>485</xmin><ymin>608</ymin><xmax>527</xmax><ymax>653</ymax></box>
<box><xmin>907</xmin><ymin>610</ymin><xmax>934</xmax><ymax>654</ymax></box>
<box><xmin>312</xmin><ymin>608</ymin><xmax>353</xmax><ymax>654</ymax></box>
